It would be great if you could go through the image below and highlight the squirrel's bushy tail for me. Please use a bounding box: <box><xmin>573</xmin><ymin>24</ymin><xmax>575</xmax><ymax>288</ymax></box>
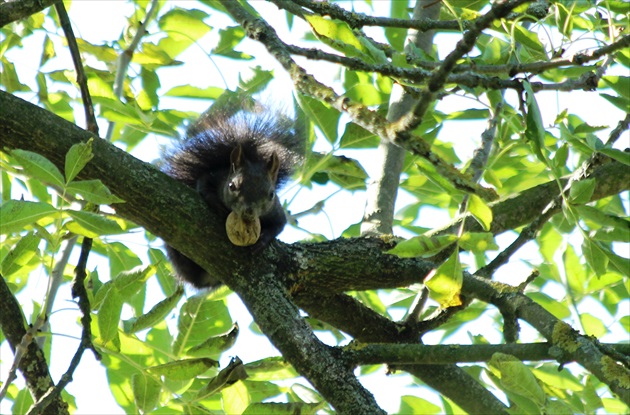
<box><xmin>163</xmin><ymin>108</ymin><xmax>303</xmax><ymax>188</ymax></box>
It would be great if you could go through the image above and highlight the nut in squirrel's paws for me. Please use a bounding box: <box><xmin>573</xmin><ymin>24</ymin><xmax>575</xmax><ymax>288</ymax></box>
<box><xmin>226</xmin><ymin>211</ymin><xmax>261</xmax><ymax>246</ymax></box>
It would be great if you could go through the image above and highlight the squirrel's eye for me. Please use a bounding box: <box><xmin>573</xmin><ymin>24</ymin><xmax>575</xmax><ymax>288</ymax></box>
<box><xmin>269</xmin><ymin>191</ymin><xmax>275</xmax><ymax>200</ymax></box>
<box><xmin>228</xmin><ymin>181</ymin><xmax>237</xmax><ymax>191</ymax></box>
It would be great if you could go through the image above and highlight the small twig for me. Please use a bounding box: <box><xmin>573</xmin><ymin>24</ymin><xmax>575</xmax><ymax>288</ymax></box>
<box><xmin>517</xmin><ymin>270</ymin><xmax>540</xmax><ymax>292</ymax></box>
<box><xmin>71</xmin><ymin>237</ymin><xmax>100</xmax><ymax>360</ymax></box>
<box><xmin>403</xmin><ymin>286</ymin><xmax>429</xmax><ymax>325</ymax></box>
<box><xmin>27</xmin><ymin>237</ymin><xmax>100</xmax><ymax>415</ymax></box>
<box><xmin>407</xmin><ymin>34</ymin><xmax>630</xmax><ymax>75</ymax></box>
<box><xmin>277</xmin><ymin>0</ymin><xmax>468</xmax><ymax>32</ymax></box>
<box><xmin>393</xmin><ymin>0</ymin><xmax>532</xmax><ymax>133</ymax></box>
<box><xmin>221</xmin><ymin>0</ymin><xmax>498</xmax><ymax>202</ymax></box>
<box><xmin>105</xmin><ymin>0</ymin><xmax>160</xmax><ymax>141</ymax></box>
<box><xmin>470</xmin><ymin>102</ymin><xmax>503</xmax><ymax>183</ymax></box>
<box><xmin>54</xmin><ymin>2</ymin><xmax>98</xmax><ymax>135</ymax></box>
<box><xmin>0</xmin><ymin>317</ymin><xmax>44</xmax><ymax>402</ymax></box>
<box><xmin>38</xmin><ymin>236</ymin><xmax>78</xmax><ymax>349</ymax></box>
<box><xmin>607</xmin><ymin>112</ymin><xmax>630</xmax><ymax>146</ymax></box>
<box><xmin>475</xmin><ymin>126</ymin><xmax>619</xmax><ymax>280</ymax></box>
<box><xmin>281</xmin><ymin>0</ymin><xmax>547</xmax><ymax>32</ymax></box>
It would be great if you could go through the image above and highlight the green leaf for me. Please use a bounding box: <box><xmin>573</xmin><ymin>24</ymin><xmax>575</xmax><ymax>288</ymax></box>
<box><xmin>304</xmin><ymin>153</ymin><xmax>367</xmax><ymax>190</ymax></box>
<box><xmin>523</xmin><ymin>81</ymin><xmax>546</xmax><ymax>164</ymax></box>
<box><xmin>527</xmin><ymin>292</ymin><xmax>570</xmax><ymax>319</ymax></box>
<box><xmin>305</xmin><ymin>15</ymin><xmax>366</xmax><ymax>59</ymax></box>
<box><xmin>387</xmin><ymin>234</ymin><xmax>457</xmax><ymax>258</ymax></box>
<box><xmin>97</xmin><ymin>285</ymin><xmax>123</xmax><ymax>344</ymax></box>
<box><xmin>243</xmin><ymin>403</ymin><xmax>322</xmax><ymax>415</ymax></box>
<box><xmin>147</xmin><ymin>358</ymin><xmax>219</xmax><ymax>381</ymax></box>
<box><xmin>459</xmin><ymin>232</ymin><xmax>499</xmax><ymax>253</ymax></box>
<box><xmin>123</xmin><ymin>285</ymin><xmax>183</xmax><ymax>334</ymax></box>
<box><xmin>488</xmin><ymin>353</ymin><xmax>546</xmax><ymax>408</ymax></box>
<box><xmin>239</xmin><ymin>67</ymin><xmax>274</xmax><ymax>93</ymax></box>
<box><xmin>297</xmin><ymin>95</ymin><xmax>340</xmax><ymax>144</ymax></box>
<box><xmin>599</xmin><ymin>148</ymin><xmax>630</xmax><ymax>166</ymax></box>
<box><xmin>131</xmin><ymin>373</ymin><xmax>161</xmax><ymax>413</ymax></box>
<box><xmin>552</xmin><ymin>143</ymin><xmax>569</xmax><ymax>171</ymax></box>
<box><xmin>157</xmin><ymin>8</ymin><xmax>212</xmax><ymax>59</ymax></box>
<box><xmin>221</xmin><ymin>380</ymin><xmax>250</xmax><ymax>415</ymax></box>
<box><xmin>243</xmin><ymin>357</ymin><xmax>299</xmax><ymax>381</ymax></box>
<box><xmin>425</xmin><ymin>251</ymin><xmax>463</xmax><ymax>308</ymax></box>
<box><xmin>66</xmin><ymin>180</ymin><xmax>124</xmax><ymax>204</ymax></box>
<box><xmin>339</xmin><ymin>122</ymin><xmax>379</xmax><ymax>149</ymax></box>
<box><xmin>164</xmin><ymin>85</ymin><xmax>225</xmax><ymax>99</ymax></box>
<box><xmin>65</xmin><ymin>210</ymin><xmax>125</xmax><ymax>238</ymax></box>
<box><xmin>582</xmin><ymin>239</ymin><xmax>608</xmax><ymax>276</ymax></box>
<box><xmin>563</xmin><ymin>245</ymin><xmax>585</xmax><ymax>296</ymax></box>
<box><xmin>599</xmin><ymin>93</ymin><xmax>630</xmax><ymax>112</ymax></box>
<box><xmin>186</xmin><ymin>323</ymin><xmax>239</xmax><ymax>357</ymax></box>
<box><xmin>10</xmin><ymin>149</ymin><xmax>64</xmax><ymax>188</ymax></box>
<box><xmin>0</xmin><ymin>200</ymin><xmax>57</xmax><ymax>235</ymax></box>
<box><xmin>601</xmin><ymin>76</ymin><xmax>630</xmax><ymax>100</ymax></box>
<box><xmin>398</xmin><ymin>395</ymin><xmax>442</xmax><ymax>415</ymax></box>
<box><xmin>0</xmin><ymin>233</ymin><xmax>41</xmax><ymax>278</ymax></box>
<box><xmin>575</xmin><ymin>205</ymin><xmax>630</xmax><ymax>229</ymax></box>
<box><xmin>65</xmin><ymin>138</ymin><xmax>94</xmax><ymax>183</ymax></box>
<box><xmin>445</xmin><ymin>108</ymin><xmax>490</xmax><ymax>120</ymax></box>
<box><xmin>213</xmin><ymin>26</ymin><xmax>250</xmax><ymax>59</ymax></box>
<box><xmin>468</xmin><ymin>194</ymin><xmax>493</xmax><ymax>231</ymax></box>
<box><xmin>568</xmin><ymin>178</ymin><xmax>595</xmax><ymax>205</ymax></box>
<box><xmin>532</xmin><ymin>365</ymin><xmax>583</xmax><ymax>392</ymax></box>
<box><xmin>113</xmin><ymin>265</ymin><xmax>156</xmax><ymax>299</ymax></box>
<box><xmin>172</xmin><ymin>294</ymin><xmax>232</xmax><ymax>356</ymax></box>
<box><xmin>580</xmin><ymin>313</ymin><xmax>608</xmax><ymax>337</ymax></box>
<box><xmin>512</xmin><ymin>25</ymin><xmax>547</xmax><ymax>60</ymax></box>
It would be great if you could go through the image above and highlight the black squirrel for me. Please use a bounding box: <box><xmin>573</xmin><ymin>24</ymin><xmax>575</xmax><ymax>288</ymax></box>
<box><xmin>163</xmin><ymin>107</ymin><xmax>303</xmax><ymax>289</ymax></box>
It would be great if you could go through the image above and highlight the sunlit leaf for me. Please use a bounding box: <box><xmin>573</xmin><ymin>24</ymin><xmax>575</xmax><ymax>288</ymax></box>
<box><xmin>65</xmin><ymin>138</ymin><xmax>94</xmax><ymax>183</ymax></box>
<box><xmin>147</xmin><ymin>357</ymin><xmax>218</xmax><ymax>381</ymax></box>
<box><xmin>65</xmin><ymin>210</ymin><xmax>125</xmax><ymax>238</ymax></box>
<box><xmin>468</xmin><ymin>194</ymin><xmax>493</xmax><ymax>231</ymax></box>
<box><xmin>388</xmin><ymin>234</ymin><xmax>457</xmax><ymax>258</ymax></box>
<box><xmin>425</xmin><ymin>251</ymin><xmax>462</xmax><ymax>308</ymax></box>
<box><xmin>0</xmin><ymin>200</ymin><xmax>57</xmax><ymax>235</ymax></box>
<box><xmin>488</xmin><ymin>353</ymin><xmax>546</xmax><ymax>408</ymax></box>
<box><xmin>10</xmin><ymin>149</ymin><xmax>64</xmax><ymax>188</ymax></box>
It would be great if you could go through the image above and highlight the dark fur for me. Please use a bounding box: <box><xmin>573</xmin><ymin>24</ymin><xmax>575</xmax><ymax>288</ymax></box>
<box><xmin>163</xmin><ymin>110</ymin><xmax>303</xmax><ymax>288</ymax></box>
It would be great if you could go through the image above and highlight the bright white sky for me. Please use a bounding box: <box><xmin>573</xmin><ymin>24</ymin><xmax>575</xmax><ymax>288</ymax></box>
<box><xmin>1</xmin><ymin>1</ymin><xmax>628</xmax><ymax>414</ymax></box>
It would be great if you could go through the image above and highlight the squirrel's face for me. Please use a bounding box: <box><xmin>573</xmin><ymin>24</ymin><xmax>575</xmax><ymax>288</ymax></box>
<box><xmin>222</xmin><ymin>152</ymin><xmax>278</xmax><ymax>220</ymax></box>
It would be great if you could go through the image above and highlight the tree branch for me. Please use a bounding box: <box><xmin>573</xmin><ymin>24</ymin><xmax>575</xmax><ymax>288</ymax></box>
<box><xmin>346</xmin><ymin>342</ymin><xmax>630</xmax><ymax>366</ymax></box>
<box><xmin>0</xmin><ymin>90</ymin><xmax>384</xmax><ymax>415</ymax></box>
<box><xmin>393</xmin><ymin>0</ymin><xmax>532</xmax><ymax>132</ymax></box>
<box><xmin>220</xmin><ymin>0</ymin><xmax>498</xmax><ymax>202</ymax></box>
<box><xmin>2</xmin><ymin>89</ymin><xmax>628</xmax><ymax>411</ymax></box>
<box><xmin>0</xmin><ymin>0</ymin><xmax>57</xmax><ymax>27</ymax></box>
<box><xmin>0</xmin><ymin>275</ymin><xmax>69</xmax><ymax>415</ymax></box>
<box><xmin>362</xmin><ymin>0</ymin><xmax>440</xmax><ymax>236</ymax></box>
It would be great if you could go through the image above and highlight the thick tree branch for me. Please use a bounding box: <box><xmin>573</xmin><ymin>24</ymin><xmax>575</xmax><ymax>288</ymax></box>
<box><xmin>346</xmin><ymin>342</ymin><xmax>630</xmax><ymax>366</ymax></box>
<box><xmin>0</xmin><ymin>0</ymin><xmax>57</xmax><ymax>27</ymax></box>
<box><xmin>294</xmin><ymin>290</ymin><xmax>511</xmax><ymax>415</ymax></box>
<box><xmin>463</xmin><ymin>274</ymin><xmax>630</xmax><ymax>404</ymax></box>
<box><xmin>0</xmin><ymin>275</ymin><xmax>69</xmax><ymax>415</ymax></box>
<box><xmin>2</xmin><ymin>90</ymin><xmax>628</xmax><ymax>411</ymax></box>
<box><xmin>0</xmin><ymin>90</ymin><xmax>383</xmax><ymax>415</ymax></box>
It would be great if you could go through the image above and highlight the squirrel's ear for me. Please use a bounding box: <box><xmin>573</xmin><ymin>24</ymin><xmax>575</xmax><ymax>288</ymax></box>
<box><xmin>230</xmin><ymin>144</ymin><xmax>244</xmax><ymax>168</ymax></box>
<box><xmin>268</xmin><ymin>152</ymin><xmax>280</xmax><ymax>183</ymax></box>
